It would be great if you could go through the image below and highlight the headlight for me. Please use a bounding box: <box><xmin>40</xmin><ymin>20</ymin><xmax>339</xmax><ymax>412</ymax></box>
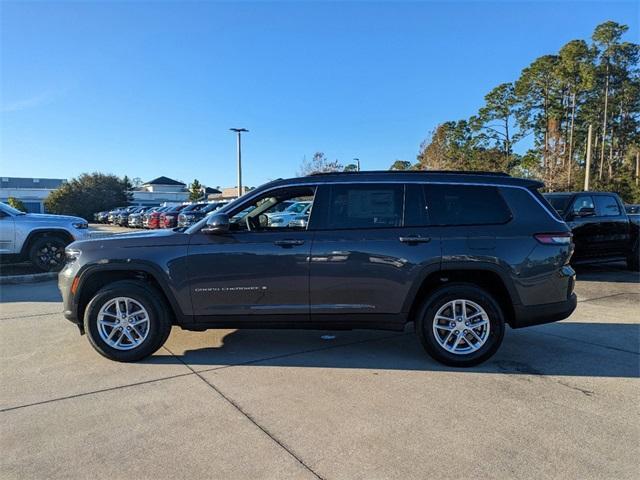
<box><xmin>65</xmin><ymin>247</ymin><xmax>81</xmax><ymax>263</ymax></box>
<box><xmin>72</xmin><ymin>222</ymin><xmax>88</xmax><ymax>229</ymax></box>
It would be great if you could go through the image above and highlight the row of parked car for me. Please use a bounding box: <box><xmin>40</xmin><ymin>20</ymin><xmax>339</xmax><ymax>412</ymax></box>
<box><xmin>93</xmin><ymin>200</ymin><xmax>314</xmax><ymax>229</ymax></box>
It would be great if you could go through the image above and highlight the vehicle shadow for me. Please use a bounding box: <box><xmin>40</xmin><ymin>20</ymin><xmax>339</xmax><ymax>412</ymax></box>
<box><xmin>150</xmin><ymin>322</ymin><xmax>640</xmax><ymax>379</ymax></box>
<box><xmin>574</xmin><ymin>261</ymin><xmax>639</xmax><ymax>284</ymax></box>
<box><xmin>0</xmin><ymin>280</ymin><xmax>61</xmax><ymax>303</ymax></box>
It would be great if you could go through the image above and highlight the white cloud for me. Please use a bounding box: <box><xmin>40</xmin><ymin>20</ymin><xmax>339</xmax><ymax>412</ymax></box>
<box><xmin>1</xmin><ymin>91</ymin><xmax>59</xmax><ymax>113</ymax></box>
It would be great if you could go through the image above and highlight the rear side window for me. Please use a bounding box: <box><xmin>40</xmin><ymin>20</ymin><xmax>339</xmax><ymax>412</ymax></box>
<box><xmin>425</xmin><ymin>184</ymin><xmax>511</xmax><ymax>226</ymax></box>
<box><xmin>323</xmin><ymin>184</ymin><xmax>403</xmax><ymax>229</ymax></box>
<box><xmin>594</xmin><ymin>195</ymin><xmax>621</xmax><ymax>217</ymax></box>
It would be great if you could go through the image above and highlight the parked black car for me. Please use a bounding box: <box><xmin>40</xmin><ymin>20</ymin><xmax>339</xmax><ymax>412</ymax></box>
<box><xmin>177</xmin><ymin>202</ymin><xmax>227</xmax><ymax>227</ymax></box>
<box><xmin>108</xmin><ymin>206</ymin><xmax>136</xmax><ymax>224</ymax></box>
<box><xmin>545</xmin><ymin>192</ymin><xmax>639</xmax><ymax>270</ymax></box>
<box><xmin>59</xmin><ymin>171</ymin><xmax>577</xmax><ymax>367</ymax></box>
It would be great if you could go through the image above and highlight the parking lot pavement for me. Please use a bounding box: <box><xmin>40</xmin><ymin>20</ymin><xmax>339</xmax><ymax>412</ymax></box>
<box><xmin>1</xmin><ymin>264</ymin><xmax>638</xmax><ymax>479</ymax></box>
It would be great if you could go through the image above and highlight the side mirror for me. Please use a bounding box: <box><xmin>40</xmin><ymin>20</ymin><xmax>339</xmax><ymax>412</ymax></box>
<box><xmin>577</xmin><ymin>206</ymin><xmax>596</xmax><ymax>217</ymax></box>
<box><xmin>202</xmin><ymin>213</ymin><xmax>230</xmax><ymax>234</ymax></box>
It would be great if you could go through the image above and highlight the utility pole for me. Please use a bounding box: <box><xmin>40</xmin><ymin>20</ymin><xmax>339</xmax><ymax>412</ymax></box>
<box><xmin>584</xmin><ymin>124</ymin><xmax>592</xmax><ymax>191</ymax></box>
<box><xmin>354</xmin><ymin>158</ymin><xmax>360</xmax><ymax>172</ymax></box>
<box><xmin>230</xmin><ymin>128</ymin><xmax>248</xmax><ymax>198</ymax></box>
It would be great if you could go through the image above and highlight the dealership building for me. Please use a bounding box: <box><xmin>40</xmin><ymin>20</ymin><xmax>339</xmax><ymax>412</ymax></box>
<box><xmin>0</xmin><ymin>177</ymin><xmax>66</xmax><ymax>213</ymax></box>
<box><xmin>1</xmin><ymin>175</ymin><xmax>227</xmax><ymax>212</ymax></box>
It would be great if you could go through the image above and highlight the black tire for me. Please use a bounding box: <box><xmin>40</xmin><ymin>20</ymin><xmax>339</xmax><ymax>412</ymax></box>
<box><xmin>83</xmin><ymin>280</ymin><xmax>172</xmax><ymax>362</ymax></box>
<box><xmin>29</xmin><ymin>236</ymin><xmax>68</xmax><ymax>272</ymax></box>
<box><xmin>416</xmin><ymin>283</ymin><xmax>505</xmax><ymax>367</ymax></box>
<box><xmin>627</xmin><ymin>240</ymin><xmax>639</xmax><ymax>271</ymax></box>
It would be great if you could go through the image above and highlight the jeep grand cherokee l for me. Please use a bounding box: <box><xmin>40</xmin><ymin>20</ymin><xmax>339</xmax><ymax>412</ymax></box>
<box><xmin>59</xmin><ymin>171</ymin><xmax>577</xmax><ymax>367</ymax></box>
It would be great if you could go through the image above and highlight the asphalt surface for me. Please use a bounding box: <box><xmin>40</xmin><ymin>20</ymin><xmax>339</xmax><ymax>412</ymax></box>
<box><xmin>0</xmin><ymin>263</ymin><xmax>638</xmax><ymax>479</ymax></box>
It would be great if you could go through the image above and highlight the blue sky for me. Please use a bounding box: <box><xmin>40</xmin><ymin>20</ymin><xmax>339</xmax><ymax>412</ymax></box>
<box><xmin>1</xmin><ymin>1</ymin><xmax>638</xmax><ymax>189</ymax></box>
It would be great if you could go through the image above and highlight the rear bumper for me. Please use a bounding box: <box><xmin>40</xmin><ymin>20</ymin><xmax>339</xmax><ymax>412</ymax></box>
<box><xmin>511</xmin><ymin>293</ymin><xmax>577</xmax><ymax>329</ymax></box>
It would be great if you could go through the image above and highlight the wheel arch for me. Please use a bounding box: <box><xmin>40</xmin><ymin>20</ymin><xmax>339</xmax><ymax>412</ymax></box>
<box><xmin>21</xmin><ymin>228</ymin><xmax>74</xmax><ymax>257</ymax></box>
<box><xmin>405</xmin><ymin>264</ymin><xmax>518</xmax><ymax>327</ymax></box>
<box><xmin>75</xmin><ymin>264</ymin><xmax>188</xmax><ymax>327</ymax></box>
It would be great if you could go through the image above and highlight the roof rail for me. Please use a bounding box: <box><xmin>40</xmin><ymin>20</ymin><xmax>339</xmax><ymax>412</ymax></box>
<box><xmin>310</xmin><ymin>170</ymin><xmax>511</xmax><ymax>177</ymax></box>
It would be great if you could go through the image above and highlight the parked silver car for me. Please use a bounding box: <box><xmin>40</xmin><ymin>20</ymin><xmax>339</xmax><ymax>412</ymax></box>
<box><xmin>0</xmin><ymin>202</ymin><xmax>89</xmax><ymax>271</ymax></box>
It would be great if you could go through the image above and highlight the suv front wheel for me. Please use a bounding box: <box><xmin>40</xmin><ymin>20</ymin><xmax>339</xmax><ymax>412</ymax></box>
<box><xmin>84</xmin><ymin>280</ymin><xmax>172</xmax><ymax>362</ymax></box>
<box><xmin>416</xmin><ymin>284</ymin><xmax>505</xmax><ymax>367</ymax></box>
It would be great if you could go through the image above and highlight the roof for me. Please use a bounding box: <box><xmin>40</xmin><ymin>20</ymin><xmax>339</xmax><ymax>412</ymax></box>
<box><xmin>143</xmin><ymin>176</ymin><xmax>185</xmax><ymax>186</ymax></box>
<box><xmin>204</xmin><ymin>187</ymin><xmax>221</xmax><ymax>194</ymax></box>
<box><xmin>264</xmin><ymin>171</ymin><xmax>544</xmax><ymax>189</ymax></box>
<box><xmin>0</xmin><ymin>177</ymin><xmax>65</xmax><ymax>189</ymax></box>
<box><xmin>544</xmin><ymin>191</ymin><xmax>620</xmax><ymax>197</ymax></box>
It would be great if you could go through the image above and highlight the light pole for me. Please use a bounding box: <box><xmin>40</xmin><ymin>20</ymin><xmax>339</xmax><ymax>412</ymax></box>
<box><xmin>354</xmin><ymin>158</ymin><xmax>360</xmax><ymax>171</ymax></box>
<box><xmin>230</xmin><ymin>128</ymin><xmax>249</xmax><ymax>198</ymax></box>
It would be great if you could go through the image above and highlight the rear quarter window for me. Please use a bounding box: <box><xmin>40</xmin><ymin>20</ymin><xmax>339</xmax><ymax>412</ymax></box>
<box><xmin>425</xmin><ymin>184</ymin><xmax>512</xmax><ymax>226</ymax></box>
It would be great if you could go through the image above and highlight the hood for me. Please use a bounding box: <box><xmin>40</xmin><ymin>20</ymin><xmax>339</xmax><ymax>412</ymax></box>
<box><xmin>74</xmin><ymin>228</ymin><xmax>188</xmax><ymax>250</ymax></box>
<box><xmin>25</xmin><ymin>213</ymin><xmax>85</xmax><ymax>223</ymax></box>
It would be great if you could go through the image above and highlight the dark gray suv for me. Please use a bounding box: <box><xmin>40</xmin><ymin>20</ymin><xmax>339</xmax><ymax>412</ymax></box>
<box><xmin>59</xmin><ymin>171</ymin><xmax>577</xmax><ymax>367</ymax></box>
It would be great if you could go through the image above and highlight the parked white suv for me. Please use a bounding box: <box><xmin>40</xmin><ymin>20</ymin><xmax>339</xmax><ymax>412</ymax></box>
<box><xmin>0</xmin><ymin>202</ymin><xmax>90</xmax><ymax>272</ymax></box>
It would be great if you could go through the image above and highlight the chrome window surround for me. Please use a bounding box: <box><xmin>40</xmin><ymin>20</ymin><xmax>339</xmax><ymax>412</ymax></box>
<box><xmin>190</xmin><ymin>180</ymin><xmax>564</xmax><ymax>233</ymax></box>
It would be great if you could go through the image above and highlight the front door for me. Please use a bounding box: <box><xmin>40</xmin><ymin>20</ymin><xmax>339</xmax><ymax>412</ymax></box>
<box><xmin>187</xmin><ymin>186</ymin><xmax>316</xmax><ymax>320</ymax></box>
<box><xmin>567</xmin><ymin>195</ymin><xmax>600</xmax><ymax>259</ymax></box>
<box><xmin>0</xmin><ymin>211</ymin><xmax>15</xmax><ymax>254</ymax></box>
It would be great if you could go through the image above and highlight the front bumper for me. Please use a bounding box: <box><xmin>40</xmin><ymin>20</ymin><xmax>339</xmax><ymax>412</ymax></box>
<box><xmin>511</xmin><ymin>293</ymin><xmax>577</xmax><ymax>329</ymax></box>
<box><xmin>58</xmin><ymin>265</ymin><xmax>80</xmax><ymax>324</ymax></box>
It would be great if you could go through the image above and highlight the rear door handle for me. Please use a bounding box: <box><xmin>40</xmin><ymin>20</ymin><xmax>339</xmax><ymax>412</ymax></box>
<box><xmin>274</xmin><ymin>239</ymin><xmax>305</xmax><ymax>247</ymax></box>
<box><xmin>399</xmin><ymin>235</ymin><xmax>431</xmax><ymax>244</ymax></box>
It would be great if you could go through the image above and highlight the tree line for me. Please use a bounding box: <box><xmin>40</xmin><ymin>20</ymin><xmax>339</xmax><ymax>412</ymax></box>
<box><xmin>301</xmin><ymin>22</ymin><xmax>639</xmax><ymax>202</ymax></box>
<box><xmin>412</xmin><ymin>21</ymin><xmax>639</xmax><ymax>201</ymax></box>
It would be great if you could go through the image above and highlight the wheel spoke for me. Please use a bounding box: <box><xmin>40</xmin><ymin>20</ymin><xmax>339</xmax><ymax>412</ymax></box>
<box><xmin>470</xmin><ymin>319</ymin><xmax>488</xmax><ymax>329</ymax></box>
<box><xmin>435</xmin><ymin>323</ymin><xmax>454</xmax><ymax>331</ymax></box>
<box><xmin>468</xmin><ymin>328</ymin><xmax>483</xmax><ymax>344</ymax></box>
<box><xmin>452</xmin><ymin>333</ymin><xmax>463</xmax><ymax>351</ymax></box>
<box><xmin>107</xmin><ymin>326</ymin><xmax>121</xmax><ymax>341</ymax></box>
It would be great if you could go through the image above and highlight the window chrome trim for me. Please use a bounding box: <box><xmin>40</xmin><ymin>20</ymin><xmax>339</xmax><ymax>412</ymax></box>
<box><xmin>192</xmin><ymin>179</ymin><xmax>563</xmax><ymax>233</ymax></box>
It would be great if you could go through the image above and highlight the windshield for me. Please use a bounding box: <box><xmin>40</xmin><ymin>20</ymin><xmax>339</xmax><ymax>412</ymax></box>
<box><xmin>286</xmin><ymin>202</ymin><xmax>310</xmax><ymax>213</ymax></box>
<box><xmin>0</xmin><ymin>202</ymin><xmax>26</xmax><ymax>215</ymax></box>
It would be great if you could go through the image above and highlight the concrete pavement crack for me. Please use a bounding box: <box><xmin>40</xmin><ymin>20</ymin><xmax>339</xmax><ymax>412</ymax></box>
<box><xmin>0</xmin><ymin>371</ymin><xmax>195</xmax><ymax>413</ymax></box>
<box><xmin>162</xmin><ymin>344</ymin><xmax>325</xmax><ymax>480</ymax></box>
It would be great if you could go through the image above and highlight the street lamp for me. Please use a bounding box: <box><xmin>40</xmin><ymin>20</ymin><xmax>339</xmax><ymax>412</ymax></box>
<box><xmin>230</xmin><ymin>128</ymin><xmax>249</xmax><ymax>198</ymax></box>
<box><xmin>353</xmin><ymin>158</ymin><xmax>361</xmax><ymax>172</ymax></box>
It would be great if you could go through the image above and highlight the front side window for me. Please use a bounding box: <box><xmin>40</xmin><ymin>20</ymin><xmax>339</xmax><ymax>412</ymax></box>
<box><xmin>570</xmin><ymin>196</ymin><xmax>595</xmax><ymax>215</ymax></box>
<box><xmin>594</xmin><ymin>195</ymin><xmax>621</xmax><ymax>217</ymax></box>
<box><xmin>425</xmin><ymin>184</ymin><xmax>511</xmax><ymax>226</ymax></box>
<box><xmin>228</xmin><ymin>186</ymin><xmax>316</xmax><ymax>232</ymax></box>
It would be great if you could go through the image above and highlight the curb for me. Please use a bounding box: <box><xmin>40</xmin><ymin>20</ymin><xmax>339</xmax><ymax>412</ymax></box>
<box><xmin>0</xmin><ymin>272</ymin><xmax>58</xmax><ymax>285</ymax></box>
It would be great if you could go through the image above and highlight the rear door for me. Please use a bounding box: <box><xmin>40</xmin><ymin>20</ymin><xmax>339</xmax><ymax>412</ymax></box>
<box><xmin>309</xmin><ymin>183</ymin><xmax>440</xmax><ymax>325</ymax></box>
<box><xmin>592</xmin><ymin>194</ymin><xmax>630</xmax><ymax>257</ymax></box>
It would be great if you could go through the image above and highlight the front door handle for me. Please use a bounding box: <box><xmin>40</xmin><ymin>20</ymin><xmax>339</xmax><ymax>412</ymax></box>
<box><xmin>274</xmin><ymin>239</ymin><xmax>305</xmax><ymax>247</ymax></box>
<box><xmin>399</xmin><ymin>235</ymin><xmax>431</xmax><ymax>244</ymax></box>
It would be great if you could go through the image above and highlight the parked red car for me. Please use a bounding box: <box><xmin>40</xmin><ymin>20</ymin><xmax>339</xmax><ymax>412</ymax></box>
<box><xmin>146</xmin><ymin>207</ymin><xmax>170</xmax><ymax>229</ymax></box>
<box><xmin>159</xmin><ymin>204</ymin><xmax>188</xmax><ymax>228</ymax></box>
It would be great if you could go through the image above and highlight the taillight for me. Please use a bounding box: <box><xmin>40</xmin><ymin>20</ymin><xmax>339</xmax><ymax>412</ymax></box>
<box><xmin>534</xmin><ymin>232</ymin><xmax>572</xmax><ymax>245</ymax></box>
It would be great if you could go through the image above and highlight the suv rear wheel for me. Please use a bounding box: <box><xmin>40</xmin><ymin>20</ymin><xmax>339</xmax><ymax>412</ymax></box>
<box><xmin>416</xmin><ymin>284</ymin><xmax>505</xmax><ymax>367</ymax></box>
<box><xmin>83</xmin><ymin>280</ymin><xmax>172</xmax><ymax>362</ymax></box>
